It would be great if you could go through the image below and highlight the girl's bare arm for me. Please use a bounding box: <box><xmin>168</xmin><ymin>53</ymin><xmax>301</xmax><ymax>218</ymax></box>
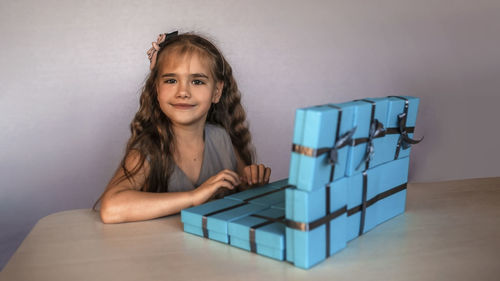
<box><xmin>99</xmin><ymin>151</ymin><xmax>239</xmax><ymax>224</ymax></box>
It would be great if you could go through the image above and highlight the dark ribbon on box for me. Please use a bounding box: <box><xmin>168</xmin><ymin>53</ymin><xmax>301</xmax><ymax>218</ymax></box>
<box><xmin>388</xmin><ymin>96</ymin><xmax>423</xmax><ymax>159</ymax></box>
<box><xmin>201</xmin><ymin>184</ymin><xmax>293</xmax><ymax>238</ymax></box>
<box><xmin>248</xmin><ymin>215</ymin><xmax>285</xmax><ymax>253</ymax></box>
<box><xmin>290</xmin><ymin>127</ymin><xmax>355</xmax><ymax>160</ymax></box>
<box><xmin>355</xmin><ymin>99</ymin><xmax>386</xmax><ymax>171</ymax></box>
<box><xmin>327</xmin><ymin>127</ymin><xmax>357</xmax><ymax>166</ymax></box>
<box><xmin>355</xmin><ymin>119</ymin><xmax>386</xmax><ymax>171</ymax></box>
<box><xmin>284</xmin><ymin>205</ymin><xmax>347</xmax><ymax>232</ymax></box>
<box><xmin>292</xmin><ymin>97</ymin><xmax>423</xmax><ymax>159</ymax></box>
<box><xmin>285</xmin><ymin>182</ymin><xmax>407</xmax><ymax>236</ymax></box>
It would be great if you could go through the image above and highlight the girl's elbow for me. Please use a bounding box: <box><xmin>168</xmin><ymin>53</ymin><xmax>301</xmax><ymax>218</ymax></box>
<box><xmin>99</xmin><ymin>200</ymin><xmax>122</xmax><ymax>224</ymax></box>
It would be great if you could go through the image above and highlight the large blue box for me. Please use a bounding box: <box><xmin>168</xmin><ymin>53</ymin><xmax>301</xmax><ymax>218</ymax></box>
<box><xmin>284</xmin><ymin>157</ymin><xmax>409</xmax><ymax>269</ymax></box>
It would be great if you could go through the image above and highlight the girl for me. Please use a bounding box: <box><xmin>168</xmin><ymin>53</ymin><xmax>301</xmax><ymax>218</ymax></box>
<box><xmin>96</xmin><ymin>31</ymin><xmax>271</xmax><ymax>224</ymax></box>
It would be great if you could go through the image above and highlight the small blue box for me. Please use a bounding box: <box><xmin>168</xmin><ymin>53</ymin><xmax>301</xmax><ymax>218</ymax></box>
<box><xmin>181</xmin><ymin>199</ymin><xmax>268</xmax><ymax>243</ymax></box>
<box><xmin>228</xmin><ymin>208</ymin><xmax>286</xmax><ymax>260</ymax></box>
<box><xmin>289</xmin><ymin>102</ymin><xmax>357</xmax><ymax>191</ymax></box>
<box><xmin>225</xmin><ymin>178</ymin><xmax>288</xmax><ymax>202</ymax></box>
<box><xmin>285</xmin><ymin>177</ymin><xmax>349</xmax><ymax>269</ymax></box>
<box><xmin>384</xmin><ymin>96</ymin><xmax>420</xmax><ymax>160</ymax></box>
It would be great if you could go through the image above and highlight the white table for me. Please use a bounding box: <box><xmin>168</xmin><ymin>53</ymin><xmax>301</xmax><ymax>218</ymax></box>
<box><xmin>2</xmin><ymin>178</ymin><xmax>500</xmax><ymax>281</ymax></box>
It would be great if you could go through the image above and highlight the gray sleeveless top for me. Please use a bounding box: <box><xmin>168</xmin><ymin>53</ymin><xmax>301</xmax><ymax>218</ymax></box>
<box><xmin>167</xmin><ymin>123</ymin><xmax>237</xmax><ymax>192</ymax></box>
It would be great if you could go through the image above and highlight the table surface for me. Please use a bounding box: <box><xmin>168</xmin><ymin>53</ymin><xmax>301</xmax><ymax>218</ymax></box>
<box><xmin>2</xmin><ymin>177</ymin><xmax>500</xmax><ymax>281</ymax></box>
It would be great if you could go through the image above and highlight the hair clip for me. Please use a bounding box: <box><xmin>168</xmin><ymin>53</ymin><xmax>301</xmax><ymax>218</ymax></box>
<box><xmin>146</xmin><ymin>31</ymin><xmax>179</xmax><ymax>70</ymax></box>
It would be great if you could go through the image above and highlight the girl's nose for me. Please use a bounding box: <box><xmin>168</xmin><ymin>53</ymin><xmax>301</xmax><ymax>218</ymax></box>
<box><xmin>175</xmin><ymin>82</ymin><xmax>191</xmax><ymax>99</ymax></box>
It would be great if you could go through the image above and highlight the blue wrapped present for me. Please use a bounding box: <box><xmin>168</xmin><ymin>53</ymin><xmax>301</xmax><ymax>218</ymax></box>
<box><xmin>289</xmin><ymin>102</ymin><xmax>357</xmax><ymax>192</ymax></box>
<box><xmin>226</xmin><ymin>178</ymin><xmax>288</xmax><ymax>207</ymax></box>
<box><xmin>284</xmin><ymin>157</ymin><xmax>409</xmax><ymax>269</ymax></box>
<box><xmin>271</xmin><ymin>201</ymin><xmax>285</xmax><ymax>210</ymax></box>
<box><xmin>348</xmin><ymin>96</ymin><xmax>422</xmax><ymax>173</ymax></box>
<box><xmin>181</xmin><ymin>198</ymin><xmax>268</xmax><ymax>243</ymax></box>
<box><xmin>384</xmin><ymin>96</ymin><xmax>422</xmax><ymax>160</ymax></box>
<box><xmin>228</xmin><ymin>208</ymin><xmax>286</xmax><ymax>260</ymax></box>
<box><xmin>345</xmin><ymin>157</ymin><xmax>409</xmax><ymax>241</ymax></box>
<box><xmin>285</xmin><ymin>176</ymin><xmax>349</xmax><ymax>269</ymax></box>
<box><xmin>181</xmin><ymin>180</ymin><xmax>291</xmax><ymax>243</ymax></box>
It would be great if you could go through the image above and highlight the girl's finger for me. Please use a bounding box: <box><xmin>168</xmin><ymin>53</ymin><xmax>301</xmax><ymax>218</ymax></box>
<box><xmin>258</xmin><ymin>164</ymin><xmax>265</xmax><ymax>184</ymax></box>
<box><xmin>215</xmin><ymin>169</ymin><xmax>239</xmax><ymax>186</ymax></box>
<box><xmin>250</xmin><ymin>164</ymin><xmax>258</xmax><ymax>185</ymax></box>
<box><xmin>264</xmin><ymin>167</ymin><xmax>271</xmax><ymax>183</ymax></box>
<box><xmin>217</xmin><ymin>180</ymin><xmax>235</xmax><ymax>190</ymax></box>
<box><xmin>243</xmin><ymin>166</ymin><xmax>252</xmax><ymax>185</ymax></box>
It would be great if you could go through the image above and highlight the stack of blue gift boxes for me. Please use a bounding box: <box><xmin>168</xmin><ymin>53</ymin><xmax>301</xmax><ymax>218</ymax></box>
<box><xmin>181</xmin><ymin>96</ymin><xmax>422</xmax><ymax>269</ymax></box>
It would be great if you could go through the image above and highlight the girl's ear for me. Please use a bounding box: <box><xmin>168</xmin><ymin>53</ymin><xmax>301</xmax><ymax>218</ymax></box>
<box><xmin>212</xmin><ymin>81</ymin><xmax>224</xmax><ymax>103</ymax></box>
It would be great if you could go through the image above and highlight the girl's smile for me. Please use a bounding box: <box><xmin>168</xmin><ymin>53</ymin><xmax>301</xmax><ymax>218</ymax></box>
<box><xmin>171</xmin><ymin>103</ymin><xmax>196</xmax><ymax>109</ymax></box>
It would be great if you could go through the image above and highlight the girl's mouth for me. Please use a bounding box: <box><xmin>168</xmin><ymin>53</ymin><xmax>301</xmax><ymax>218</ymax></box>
<box><xmin>171</xmin><ymin>103</ymin><xmax>195</xmax><ymax>109</ymax></box>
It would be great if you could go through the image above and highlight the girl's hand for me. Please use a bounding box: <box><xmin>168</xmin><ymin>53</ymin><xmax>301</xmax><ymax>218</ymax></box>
<box><xmin>241</xmin><ymin>164</ymin><xmax>271</xmax><ymax>187</ymax></box>
<box><xmin>190</xmin><ymin>169</ymin><xmax>240</xmax><ymax>206</ymax></box>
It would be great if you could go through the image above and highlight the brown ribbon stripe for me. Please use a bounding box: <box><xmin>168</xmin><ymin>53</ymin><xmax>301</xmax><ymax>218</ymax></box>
<box><xmin>248</xmin><ymin>215</ymin><xmax>285</xmax><ymax>253</ymax></box>
<box><xmin>201</xmin><ymin>184</ymin><xmax>293</xmax><ymax>238</ymax></box>
<box><xmin>286</xmin><ymin>182</ymin><xmax>407</xmax><ymax>233</ymax></box>
<box><xmin>388</xmin><ymin>96</ymin><xmax>409</xmax><ymax>159</ymax></box>
<box><xmin>292</xmin><ymin>96</ymin><xmax>416</xmax><ymax>158</ymax></box>
<box><xmin>292</xmin><ymin>125</ymin><xmax>415</xmax><ymax>157</ymax></box>
<box><xmin>347</xmin><ymin>182</ymin><xmax>407</xmax><ymax>215</ymax></box>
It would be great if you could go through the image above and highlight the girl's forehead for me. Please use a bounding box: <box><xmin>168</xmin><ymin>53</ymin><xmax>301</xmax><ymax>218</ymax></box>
<box><xmin>159</xmin><ymin>48</ymin><xmax>213</xmax><ymax>73</ymax></box>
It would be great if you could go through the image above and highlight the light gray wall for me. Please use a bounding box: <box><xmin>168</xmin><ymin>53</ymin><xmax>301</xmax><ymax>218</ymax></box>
<box><xmin>1</xmin><ymin>0</ymin><xmax>499</xmax><ymax>270</ymax></box>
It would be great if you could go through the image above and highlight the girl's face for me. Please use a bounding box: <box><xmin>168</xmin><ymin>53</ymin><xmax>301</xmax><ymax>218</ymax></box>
<box><xmin>156</xmin><ymin>51</ymin><xmax>223</xmax><ymax>128</ymax></box>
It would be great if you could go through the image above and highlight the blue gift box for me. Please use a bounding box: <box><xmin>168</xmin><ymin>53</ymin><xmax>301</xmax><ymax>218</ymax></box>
<box><xmin>228</xmin><ymin>208</ymin><xmax>286</xmax><ymax>260</ymax></box>
<box><xmin>289</xmin><ymin>102</ymin><xmax>357</xmax><ymax>192</ymax></box>
<box><xmin>345</xmin><ymin>157</ymin><xmax>409</xmax><ymax>241</ymax></box>
<box><xmin>384</xmin><ymin>96</ymin><xmax>421</xmax><ymax>160</ymax></box>
<box><xmin>226</xmin><ymin>179</ymin><xmax>288</xmax><ymax>207</ymax></box>
<box><xmin>284</xmin><ymin>157</ymin><xmax>409</xmax><ymax>269</ymax></box>
<box><xmin>181</xmin><ymin>199</ymin><xmax>268</xmax><ymax>243</ymax></box>
<box><xmin>285</xmin><ymin>176</ymin><xmax>349</xmax><ymax>269</ymax></box>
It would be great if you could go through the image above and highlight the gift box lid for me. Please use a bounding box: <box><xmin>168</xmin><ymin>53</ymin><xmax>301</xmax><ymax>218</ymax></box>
<box><xmin>228</xmin><ymin>208</ymin><xmax>285</xmax><ymax>250</ymax></box>
<box><xmin>247</xmin><ymin>189</ymin><xmax>285</xmax><ymax>207</ymax></box>
<box><xmin>271</xmin><ymin>201</ymin><xmax>285</xmax><ymax>210</ymax></box>
<box><xmin>207</xmin><ymin>203</ymin><xmax>269</xmax><ymax>234</ymax></box>
<box><xmin>181</xmin><ymin>198</ymin><xmax>244</xmax><ymax>228</ymax></box>
<box><xmin>226</xmin><ymin>179</ymin><xmax>289</xmax><ymax>202</ymax></box>
<box><xmin>300</xmin><ymin>102</ymin><xmax>357</xmax><ymax>149</ymax></box>
<box><xmin>387</xmin><ymin>96</ymin><xmax>420</xmax><ymax>128</ymax></box>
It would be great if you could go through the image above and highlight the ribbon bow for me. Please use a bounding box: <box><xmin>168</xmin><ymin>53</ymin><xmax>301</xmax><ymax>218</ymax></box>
<box><xmin>328</xmin><ymin>127</ymin><xmax>357</xmax><ymax>165</ymax></box>
<box><xmin>397</xmin><ymin>112</ymin><xmax>423</xmax><ymax>149</ymax></box>
<box><xmin>356</xmin><ymin>119</ymin><xmax>386</xmax><ymax>170</ymax></box>
<box><xmin>146</xmin><ymin>31</ymin><xmax>179</xmax><ymax>70</ymax></box>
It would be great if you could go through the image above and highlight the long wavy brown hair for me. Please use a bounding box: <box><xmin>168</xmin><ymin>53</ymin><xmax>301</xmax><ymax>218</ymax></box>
<box><xmin>94</xmin><ymin>33</ymin><xmax>254</xmax><ymax>208</ymax></box>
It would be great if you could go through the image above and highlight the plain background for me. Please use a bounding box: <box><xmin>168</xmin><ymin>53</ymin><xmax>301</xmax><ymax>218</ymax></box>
<box><xmin>1</xmin><ymin>0</ymin><xmax>499</xmax><ymax>270</ymax></box>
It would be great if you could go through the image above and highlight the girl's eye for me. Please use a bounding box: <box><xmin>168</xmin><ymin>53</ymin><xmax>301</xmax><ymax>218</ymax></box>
<box><xmin>192</xmin><ymin>80</ymin><xmax>205</xmax><ymax>85</ymax></box>
<box><xmin>164</xmin><ymin>79</ymin><xmax>176</xmax><ymax>84</ymax></box>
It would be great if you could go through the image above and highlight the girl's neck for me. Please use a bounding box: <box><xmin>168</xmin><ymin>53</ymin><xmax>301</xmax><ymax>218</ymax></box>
<box><xmin>171</xmin><ymin>122</ymin><xmax>206</xmax><ymax>145</ymax></box>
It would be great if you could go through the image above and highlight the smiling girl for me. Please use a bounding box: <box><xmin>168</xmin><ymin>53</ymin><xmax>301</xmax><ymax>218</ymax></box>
<box><xmin>96</xmin><ymin>31</ymin><xmax>271</xmax><ymax>224</ymax></box>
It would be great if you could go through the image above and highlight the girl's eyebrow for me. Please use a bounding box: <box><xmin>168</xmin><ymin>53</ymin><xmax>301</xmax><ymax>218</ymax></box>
<box><xmin>160</xmin><ymin>73</ymin><xmax>177</xmax><ymax>78</ymax></box>
<box><xmin>160</xmin><ymin>73</ymin><xmax>209</xmax><ymax>79</ymax></box>
<box><xmin>191</xmin><ymin>73</ymin><xmax>209</xmax><ymax>79</ymax></box>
